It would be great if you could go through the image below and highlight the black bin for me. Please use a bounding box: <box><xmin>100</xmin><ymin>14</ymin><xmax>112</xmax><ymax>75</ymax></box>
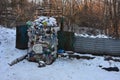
<box><xmin>57</xmin><ymin>31</ymin><xmax>74</xmax><ymax>51</ymax></box>
<box><xmin>16</xmin><ymin>25</ymin><xmax>28</xmax><ymax>49</ymax></box>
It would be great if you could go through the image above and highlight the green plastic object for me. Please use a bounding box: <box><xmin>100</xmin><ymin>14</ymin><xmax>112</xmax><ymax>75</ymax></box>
<box><xmin>43</xmin><ymin>21</ymin><xmax>47</xmax><ymax>26</ymax></box>
<box><xmin>26</xmin><ymin>21</ymin><xmax>32</xmax><ymax>27</ymax></box>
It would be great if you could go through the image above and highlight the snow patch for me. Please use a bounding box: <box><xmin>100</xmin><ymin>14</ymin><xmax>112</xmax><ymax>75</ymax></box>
<box><xmin>0</xmin><ymin>26</ymin><xmax>120</xmax><ymax>80</ymax></box>
<box><xmin>75</xmin><ymin>33</ymin><xmax>111</xmax><ymax>38</ymax></box>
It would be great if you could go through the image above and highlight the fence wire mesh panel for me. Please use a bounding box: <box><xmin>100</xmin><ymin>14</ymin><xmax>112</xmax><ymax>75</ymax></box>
<box><xmin>74</xmin><ymin>36</ymin><xmax>120</xmax><ymax>56</ymax></box>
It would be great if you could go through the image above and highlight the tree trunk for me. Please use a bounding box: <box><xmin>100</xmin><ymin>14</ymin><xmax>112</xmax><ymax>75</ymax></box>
<box><xmin>113</xmin><ymin>0</ymin><xmax>119</xmax><ymax>39</ymax></box>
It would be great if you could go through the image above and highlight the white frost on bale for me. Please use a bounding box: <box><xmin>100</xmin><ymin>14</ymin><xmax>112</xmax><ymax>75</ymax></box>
<box><xmin>75</xmin><ymin>33</ymin><xmax>111</xmax><ymax>38</ymax></box>
<box><xmin>34</xmin><ymin>16</ymin><xmax>57</xmax><ymax>27</ymax></box>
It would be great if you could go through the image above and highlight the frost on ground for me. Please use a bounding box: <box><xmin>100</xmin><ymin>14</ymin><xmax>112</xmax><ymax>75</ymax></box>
<box><xmin>0</xmin><ymin>26</ymin><xmax>120</xmax><ymax>80</ymax></box>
